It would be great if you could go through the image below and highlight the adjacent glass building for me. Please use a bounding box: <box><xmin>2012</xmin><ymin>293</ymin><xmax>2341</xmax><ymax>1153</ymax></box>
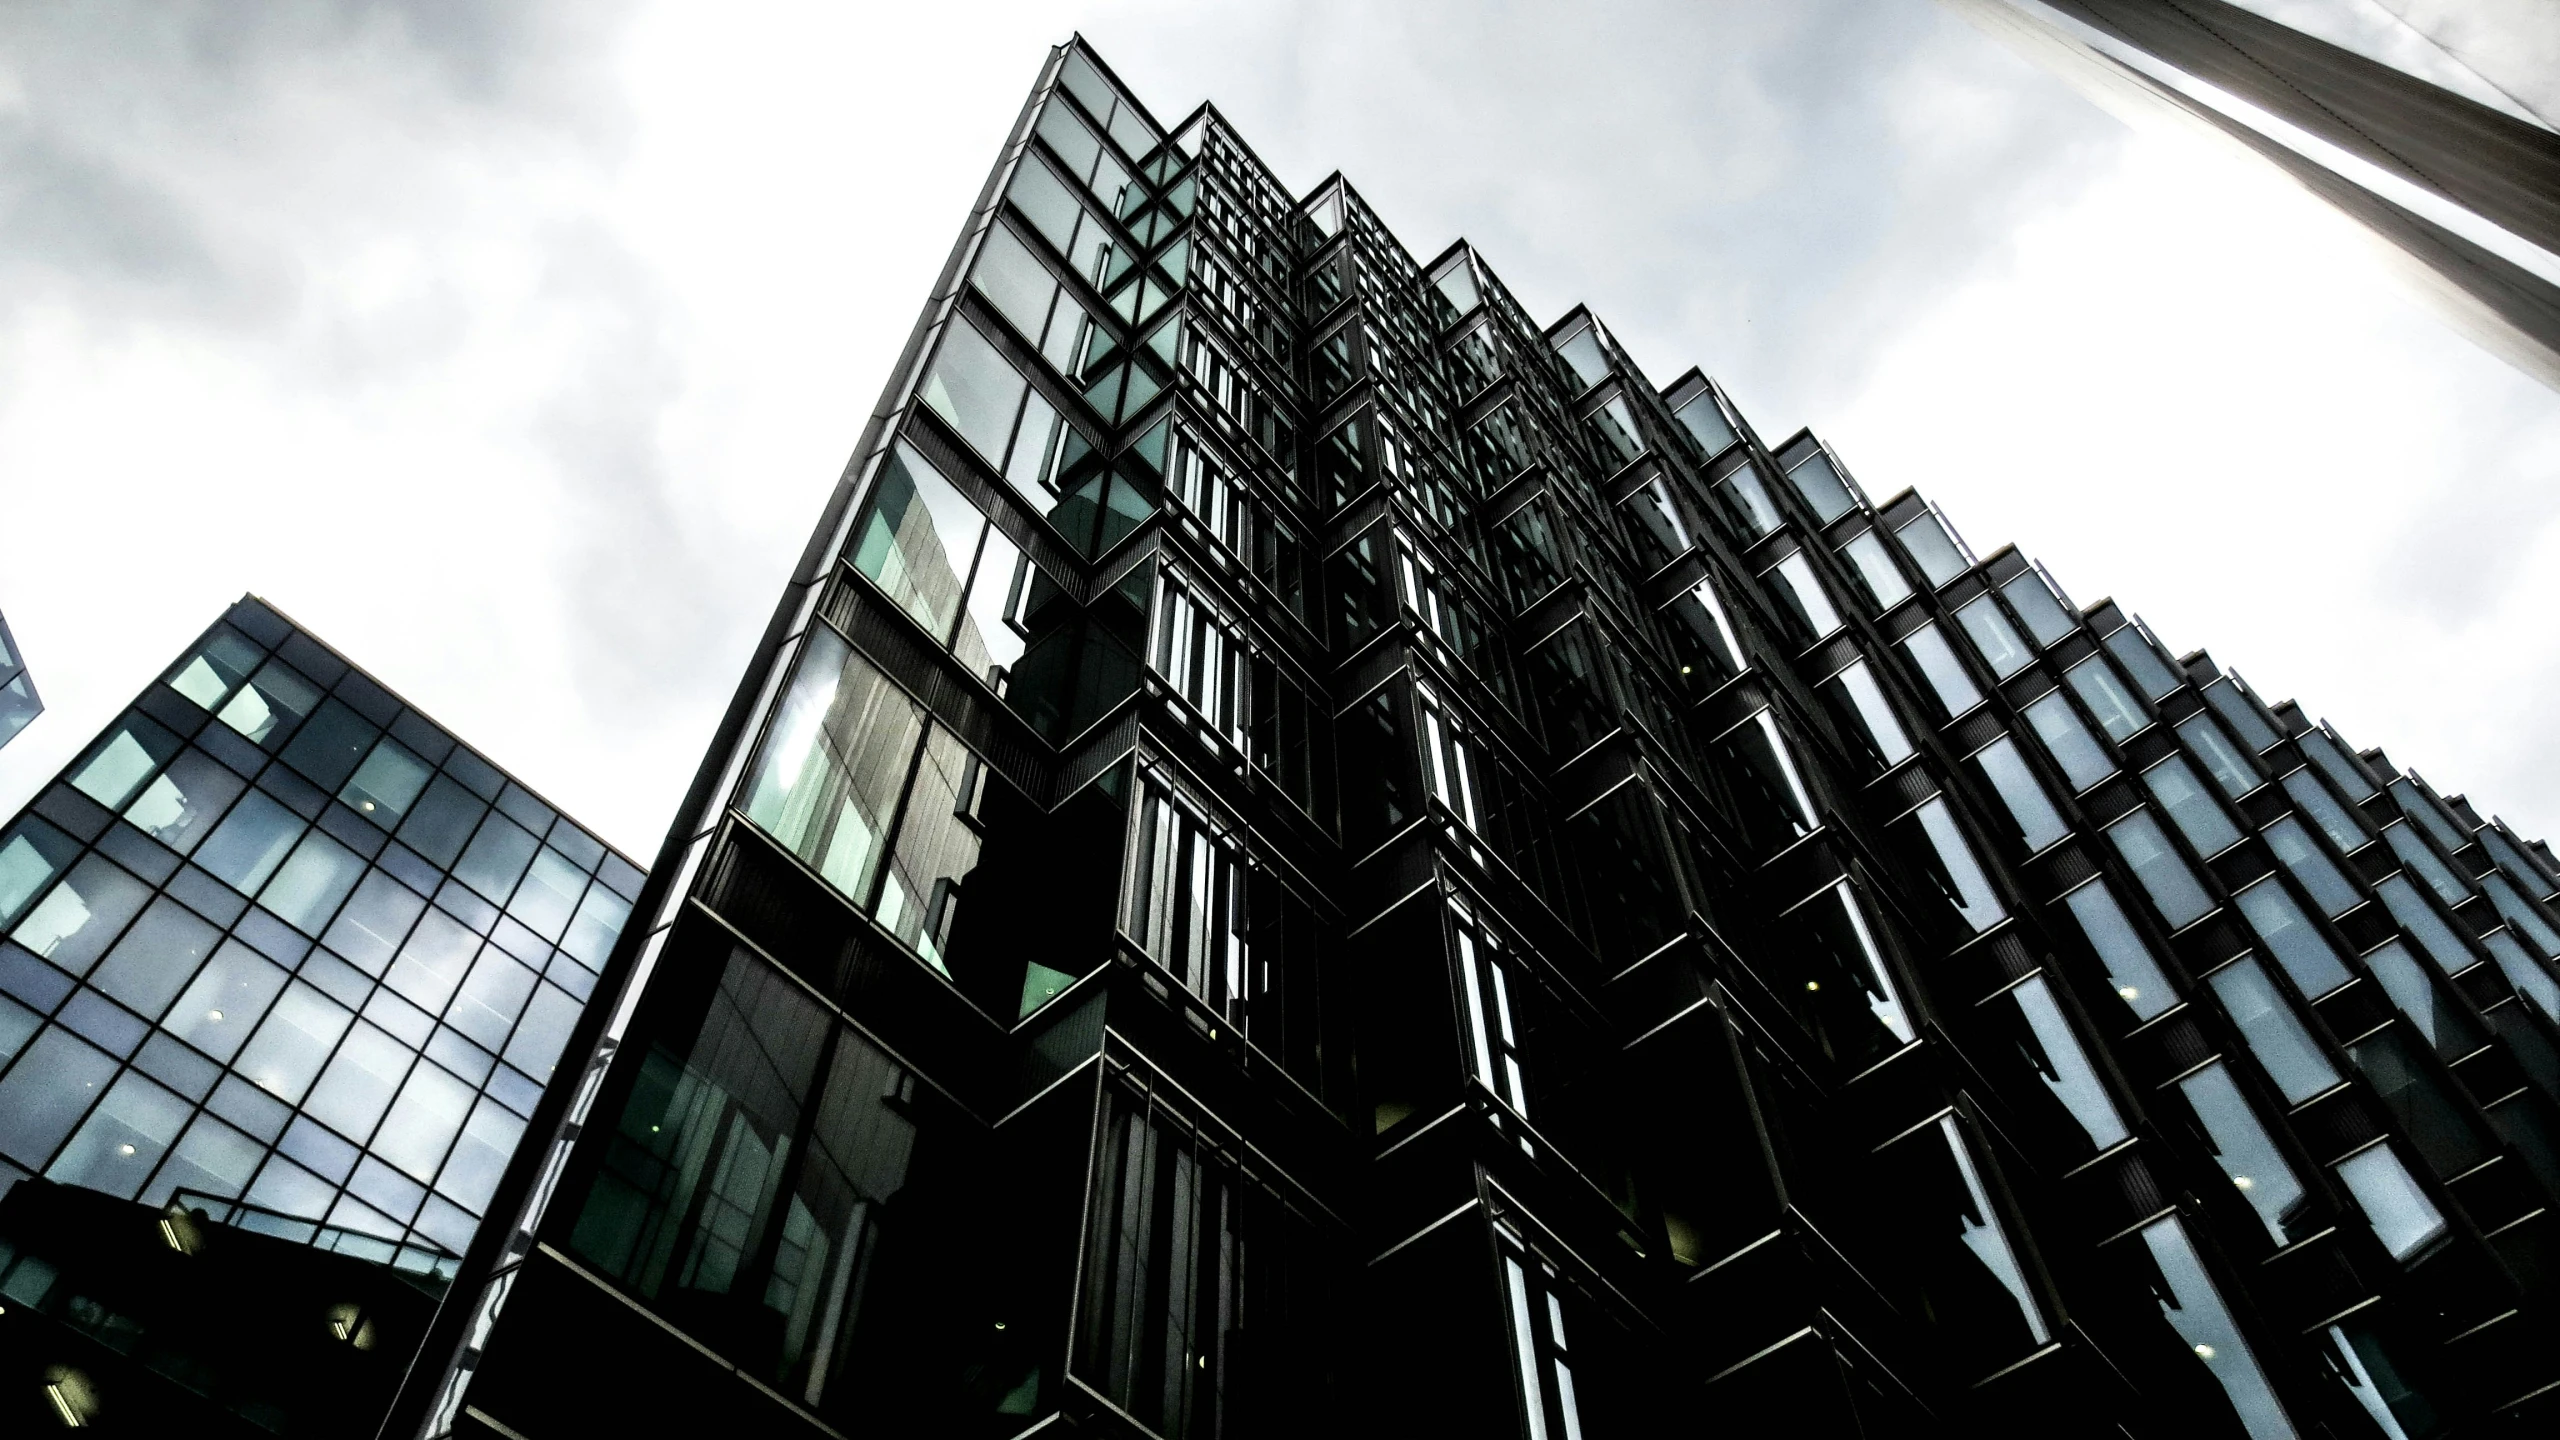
<box><xmin>392</xmin><ymin>40</ymin><xmax>2560</xmax><ymax>1440</ymax></box>
<box><xmin>0</xmin><ymin>608</ymin><xmax>39</xmax><ymax>751</ymax></box>
<box><xmin>0</xmin><ymin>597</ymin><xmax>640</xmax><ymax>1260</ymax></box>
<box><xmin>1957</xmin><ymin>0</ymin><xmax>2560</xmax><ymax>391</ymax></box>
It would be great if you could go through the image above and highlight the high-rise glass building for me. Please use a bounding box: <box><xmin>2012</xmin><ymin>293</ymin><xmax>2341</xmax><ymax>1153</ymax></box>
<box><xmin>0</xmin><ymin>597</ymin><xmax>639</xmax><ymax>1256</ymax></box>
<box><xmin>0</xmin><ymin>608</ymin><xmax>40</xmax><ymax>752</ymax></box>
<box><xmin>1954</xmin><ymin>0</ymin><xmax>2560</xmax><ymax>391</ymax></box>
<box><xmin>393</xmin><ymin>40</ymin><xmax>2560</xmax><ymax>1439</ymax></box>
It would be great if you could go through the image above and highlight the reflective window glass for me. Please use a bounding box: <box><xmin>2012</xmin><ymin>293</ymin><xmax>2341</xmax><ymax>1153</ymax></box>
<box><xmin>1915</xmin><ymin>797</ymin><xmax>2005</xmax><ymax>932</ymax></box>
<box><xmin>0</xmin><ymin>1028</ymin><xmax>118</xmax><ymax>1168</ymax></box>
<box><xmin>2144</xmin><ymin>757</ymin><xmax>2241</xmax><ymax>856</ymax></box>
<box><xmin>2064</xmin><ymin>656</ymin><xmax>2146</xmax><ymax>741</ymax></box>
<box><xmin>1719</xmin><ymin>469</ymin><xmax>1781</xmax><ymax>536</ymax></box>
<box><xmin>919</xmin><ymin>319</ymin><xmax>1028</xmax><ymax>465</ymax></box>
<box><xmin>1999</xmin><ymin>571</ymin><xmax>2075</xmax><ymax>647</ymax></box>
<box><xmin>1553</xmin><ymin>326</ymin><xmax>1608</xmax><ymax>389</ymax></box>
<box><xmin>2264</xmin><ymin>817</ymin><xmax>2359</xmax><ymax>917</ymax></box>
<box><xmin>2064</xmin><ymin>882</ymin><xmax>2176</xmax><ymax>1019</ymax></box>
<box><xmin>2381</xmin><ymin>822</ymin><xmax>2469</xmax><ymax>906</ymax></box>
<box><xmin>2137</xmin><ymin>1218</ymin><xmax>2296</xmax><ymax>1439</ymax></box>
<box><xmin>217</xmin><ymin>659</ymin><xmax>321</xmax><ymax>748</ymax></box>
<box><xmin>2299</xmin><ymin>729</ymin><xmax>2378</xmax><ymax>801</ymax></box>
<box><xmin>375</xmin><ymin>1059</ymin><xmax>475</xmax><ymax>1183</ymax></box>
<box><xmin>2208</xmin><ymin>958</ymin><xmax>2339</xmax><ymax>1103</ymax></box>
<box><xmin>2024</xmin><ymin>690</ymin><xmax>2113</xmax><ymax>790</ymax></box>
<box><xmin>853</xmin><ymin>443</ymin><xmax>988</xmax><ymax>644</ymax></box>
<box><xmin>194</xmin><ymin>790</ymin><xmax>307</xmax><ymax>898</ymax></box>
<box><xmin>1672</xmin><ymin>390</ymin><xmax>1735</xmax><ymax>457</ymax></box>
<box><xmin>165</xmin><ymin>625</ymin><xmax>264</xmax><ymax>712</ymax></box>
<box><xmin>2202</xmin><ymin>677</ymin><xmax>2282</xmax><ymax>752</ymax></box>
<box><xmin>1785</xmin><ymin>452</ymin><xmax>1856</xmax><ymax>523</ymax></box>
<box><xmin>2101</xmin><ymin>624</ymin><xmax>2182</xmax><ymax>701</ymax></box>
<box><xmin>1955</xmin><ymin>597</ymin><xmax>2030</xmax><ymax>678</ymax></box>
<box><xmin>1894</xmin><ymin>512</ymin><xmax>1968</xmax><ymax>587</ymax></box>
<box><xmin>2179</xmin><ymin>715</ymin><xmax>2258</xmax><ymax>798</ymax></box>
<box><xmin>2376</xmin><ymin>875</ymin><xmax>2475</xmax><ymax>976</ymax></box>
<box><xmin>236</xmin><ymin>981</ymin><xmax>355</xmax><ymax>1104</ymax></box>
<box><xmin>2108</xmin><ymin>811</ymin><xmax>2213</xmax><ymax>929</ymax></box>
<box><xmin>876</xmin><ymin>728</ymin><xmax>981</xmax><ymax>973</ymax></box>
<box><xmin>122</xmin><ymin>750</ymin><xmax>245</xmax><ymax>855</ymax></box>
<box><xmin>2334</xmin><ymin>1145</ymin><xmax>2446</xmax><ymax>1262</ymax></box>
<box><xmin>2389</xmin><ymin>778</ymin><xmax>2468</xmax><ymax>855</ymax></box>
<box><xmin>10</xmin><ymin>852</ymin><xmax>151</xmax><ymax>975</ymax></box>
<box><xmin>2362</xmin><ymin>940</ymin><xmax>2480</xmax><ymax>1058</ymax></box>
<box><xmin>47</xmin><ymin>1070</ymin><xmax>189</xmax><ymax>1199</ymax></box>
<box><xmin>1842</xmin><ymin>531</ymin><xmax>1912</xmax><ymax>609</ymax></box>
<box><xmin>88</xmin><ymin>896</ymin><xmax>221</xmax><ymax>1020</ymax></box>
<box><xmin>1903</xmin><ymin>623</ymin><xmax>1982</xmax><ymax>718</ymax></box>
<box><xmin>261</xmin><ymin>830</ymin><xmax>367</xmax><ymax>936</ymax></box>
<box><xmin>1826</xmin><ymin>660</ymin><xmax>1912</xmax><ymax>769</ymax></box>
<box><xmin>2482</xmin><ymin>872</ymin><xmax>2560</xmax><ymax>958</ymax></box>
<box><xmin>1771</xmin><ymin>552</ymin><xmax>1842</xmax><ymax>641</ymax></box>
<box><xmin>163</xmin><ymin>940</ymin><xmax>286</xmax><ymax>1062</ymax></box>
<box><xmin>2003</xmin><ymin>974</ymin><xmax>2126</xmax><ymax>1150</ymax></box>
<box><xmin>2282</xmin><ymin>768</ymin><xmax>2366</xmax><ymax>852</ymax></box>
<box><xmin>1873</xmin><ymin>1116</ymin><xmax>2049</xmax><ymax>1374</ymax></box>
<box><xmin>1974</xmin><ymin>736</ymin><xmax>2067</xmax><ymax>853</ymax></box>
<box><xmin>742</xmin><ymin>627</ymin><xmax>926</xmax><ymax>905</ymax></box>
<box><xmin>0</xmin><ymin>818</ymin><xmax>80</xmax><ymax>929</ymax></box>
<box><xmin>2233</xmin><ymin>881</ymin><xmax>2351</xmax><ymax>998</ymax></box>
<box><xmin>2176</xmin><ymin>1061</ymin><xmax>2306</xmax><ymax>1243</ymax></box>
<box><xmin>71</xmin><ymin>716</ymin><xmax>182</xmax><ymax>811</ymax></box>
<box><xmin>341</xmin><ymin>739</ymin><xmax>432</xmax><ymax>828</ymax></box>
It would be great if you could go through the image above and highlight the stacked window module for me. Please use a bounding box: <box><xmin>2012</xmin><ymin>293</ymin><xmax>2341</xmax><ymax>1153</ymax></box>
<box><xmin>396</xmin><ymin>39</ymin><xmax>2560</xmax><ymax>1440</ymax></box>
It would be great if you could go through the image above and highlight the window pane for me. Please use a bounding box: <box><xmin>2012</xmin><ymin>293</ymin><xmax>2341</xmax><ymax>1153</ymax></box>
<box><xmin>851</xmin><ymin>442</ymin><xmax>986</xmax><ymax>643</ymax></box>
<box><xmin>2208</xmin><ymin>958</ymin><xmax>2339</xmax><ymax>1103</ymax></box>
<box><xmin>1955</xmin><ymin>597</ymin><xmax>2030</xmax><ymax>678</ymax></box>
<box><xmin>1843</xmin><ymin>531</ymin><xmax>1912</xmax><ymax>609</ymax></box>
<box><xmin>2201</xmin><ymin>677</ymin><xmax>2282</xmax><ymax>751</ymax></box>
<box><xmin>2299</xmin><ymin>729</ymin><xmax>2378</xmax><ymax>801</ymax></box>
<box><xmin>125</xmin><ymin>748</ymin><xmax>247</xmax><ymax>854</ymax></box>
<box><xmin>2233</xmin><ymin>881</ymin><xmax>2351</xmax><ymax>998</ymax></box>
<box><xmin>454</xmin><ymin>814</ymin><xmax>539</xmax><ymax>907</ymax></box>
<box><xmin>162</xmin><ymin>940</ymin><xmax>287</xmax><ymax>1062</ymax></box>
<box><xmin>1554</xmin><ymin>327</ymin><xmax>1608</xmax><ymax>388</ymax></box>
<box><xmin>1974</xmin><ymin>736</ymin><xmax>2068</xmax><ymax>853</ymax></box>
<box><xmin>261</xmin><ymin>829</ymin><xmax>367</xmax><ymax>935</ymax></box>
<box><xmin>953</xmin><ymin>527</ymin><xmax>1029</xmax><ymax>686</ymax></box>
<box><xmin>88</xmin><ymin>896</ymin><xmax>222</xmax><ymax>1020</ymax></box>
<box><xmin>2101</xmin><ymin>625</ymin><xmax>2182</xmax><ymax>701</ymax></box>
<box><xmin>1785</xmin><ymin>452</ymin><xmax>1855</xmax><ymax>522</ymax></box>
<box><xmin>2282</xmin><ymin>768</ymin><xmax>2366</xmax><ymax>851</ymax></box>
<box><xmin>742</xmin><ymin>627</ymin><xmax>926</xmax><ymax>905</ymax></box>
<box><xmin>218</xmin><ymin>659</ymin><xmax>321</xmax><ymax>748</ymax></box>
<box><xmin>2000</xmin><ymin>572</ymin><xmax>2075</xmax><ymax>647</ymax></box>
<box><xmin>2334</xmin><ymin>1145</ymin><xmax>2446</xmax><ymax>1261</ymax></box>
<box><xmin>450</xmin><ymin>948</ymin><xmax>537</xmax><ymax>1052</ymax></box>
<box><xmin>561</xmin><ymin>885</ymin><xmax>632</xmax><ymax>971</ymax></box>
<box><xmin>1903</xmin><ymin>624</ymin><xmax>1982</xmax><ymax>717</ymax></box>
<box><xmin>509</xmin><ymin>848</ymin><xmax>588</xmax><ymax>943</ymax></box>
<box><xmin>2108</xmin><ymin>812</ymin><xmax>2213</xmax><ymax>929</ymax></box>
<box><xmin>304</xmin><ymin>1021</ymin><xmax>415</xmax><ymax>1145</ymax></box>
<box><xmin>2144</xmin><ymin>757</ymin><xmax>2241</xmax><ymax>856</ymax></box>
<box><xmin>1894</xmin><ymin>512</ymin><xmax>1968</xmax><ymax>586</ymax></box>
<box><xmin>919</xmin><ymin>318</ymin><xmax>1027</xmax><ymax>465</ymax></box>
<box><xmin>1771</xmin><ymin>552</ymin><xmax>1842</xmax><ymax>640</ymax></box>
<box><xmin>876</xmin><ymin>728</ymin><xmax>982</xmax><ymax>974</ymax></box>
<box><xmin>375</xmin><ymin>1059</ymin><xmax>476</xmax><ymax>1183</ymax></box>
<box><xmin>11</xmin><ymin>852</ymin><xmax>151</xmax><ymax>975</ymax></box>
<box><xmin>1673</xmin><ymin>391</ymin><xmax>1735</xmax><ymax>456</ymax></box>
<box><xmin>0</xmin><ymin>818</ymin><xmax>81</xmax><ymax>929</ymax></box>
<box><xmin>342</xmin><ymin>739</ymin><xmax>432</xmax><ymax>828</ymax></box>
<box><xmin>324</xmin><ymin>870</ymin><xmax>427</xmax><ymax>975</ymax></box>
<box><xmin>164</xmin><ymin>625</ymin><xmax>263</xmax><ymax>711</ymax></box>
<box><xmin>71</xmin><ymin>716</ymin><xmax>182</xmax><ymax>811</ymax></box>
<box><xmin>2264</xmin><ymin>817</ymin><xmax>2359</xmax><ymax>916</ymax></box>
<box><xmin>47</xmin><ymin>1070</ymin><xmax>189</xmax><ymax>1199</ymax></box>
<box><xmin>2178</xmin><ymin>715</ymin><xmax>2258</xmax><ymax>798</ymax></box>
<box><xmin>1828</xmin><ymin>660</ymin><xmax>1913</xmax><ymax>768</ymax></box>
<box><xmin>2005</xmin><ymin>974</ymin><xmax>2126</xmax><ymax>1149</ymax></box>
<box><xmin>2363</xmin><ymin>940</ymin><xmax>2479</xmax><ymax>1056</ymax></box>
<box><xmin>1915</xmin><ymin>797</ymin><xmax>2005</xmax><ymax>932</ymax></box>
<box><xmin>2137</xmin><ymin>1218</ymin><xmax>2297</xmax><ymax>1440</ymax></box>
<box><xmin>0</xmin><ymin>1028</ymin><xmax>118</xmax><ymax>1168</ymax></box>
<box><xmin>235</xmin><ymin>981</ymin><xmax>355</xmax><ymax>1105</ymax></box>
<box><xmin>2376</xmin><ymin>875</ymin><xmax>2476</xmax><ymax>975</ymax></box>
<box><xmin>2024</xmin><ymin>691</ymin><xmax>2112</xmax><ymax>790</ymax></box>
<box><xmin>437</xmin><ymin>1096</ymin><xmax>527</xmax><ymax>1213</ymax></box>
<box><xmin>2483</xmin><ymin>872</ymin><xmax>2560</xmax><ymax>957</ymax></box>
<box><xmin>972</xmin><ymin>223</ymin><xmax>1061</xmax><ymax>344</ymax></box>
<box><xmin>2064</xmin><ymin>882</ymin><xmax>2175</xmax><ymax>1019</ymax></box>
<box><xmin>194</xmin><ymin>789</ymin><xmax>308</xmax><ymax>897</ymax></box>
<box><xmin>2176</xmin><ymin>1061</ymin><xmax>2306</xmax><ymax>1243</ymax></box>
<box><xmin>1872</xmin><ymin>1116</ymin><xmax>2049</xmax><ymax>1373</ymax></box>
<box><xmin>1720</xmin><ymin>470</ymin><xmax>1781</xmax><ymax>536</ymax></box>
<box><xmin>2064</xmin><ymin>657</ymin><xmax>2145</xmax><ymax>741</ymax></box>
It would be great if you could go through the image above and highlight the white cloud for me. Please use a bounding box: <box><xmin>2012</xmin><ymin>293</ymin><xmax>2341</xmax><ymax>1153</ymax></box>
<box><xmin>1</xmin><ymin>0</ymin><xmax>2551</xmax><ymax>861</ymax></box>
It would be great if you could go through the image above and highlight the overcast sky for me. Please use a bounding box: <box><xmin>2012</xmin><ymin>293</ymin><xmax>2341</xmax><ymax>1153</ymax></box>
<box><xmin>4</xmin><ymin>0</ymin><xmax>2557</xmax><ymax>860</ymax></box>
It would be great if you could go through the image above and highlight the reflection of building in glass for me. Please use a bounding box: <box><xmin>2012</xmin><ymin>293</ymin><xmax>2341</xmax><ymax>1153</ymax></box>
<box><xmin>0</xmin><ymin>596</ymin><xmax>637</xmax><ymax>1268</ymax></box>
<box><xmin>1955</xmin><ymin>0</ymin><xmax>2560</xmax><ymax>389</ymax></box>
<box><xmin>0</xmin><ymin>608</ymin><xmax>40</xmax><ymax>751</ymax></box>
<box><xmin>396</xmin><ymin>39</ymin><xmax>2560</xmax><ymax>1440</ymax></box>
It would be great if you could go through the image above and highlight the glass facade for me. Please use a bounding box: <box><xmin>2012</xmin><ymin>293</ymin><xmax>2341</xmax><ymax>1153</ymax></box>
<box><xmin>0</xmin><ymin>608</ymin><xmax>39</xmax><ymax>751</ymax></box>
<box><xmin>391</xmin><ymin>38</ymin><xmax>2560</xmax><ymax>1440</ymax></box>
<box><xmin>0</xmin><ymin>598</ymin><xmax>638</xmax><ymax>1265</ymax></box>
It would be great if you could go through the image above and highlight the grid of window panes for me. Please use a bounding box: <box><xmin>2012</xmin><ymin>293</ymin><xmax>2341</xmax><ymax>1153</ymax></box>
<box><xmin>413</xmin><ymin>39</ymin><xmax>2560</xmax><ymax>1440</ymax></box>
<box><xmin>0</xmin><ymin>608</ymin><xmax>38</xmax><ymax>751</ymax></box>
<box><xmin>0</xmin><ymin>598</ymin><xmax>638</xmax><ymax>1257</ymax></box>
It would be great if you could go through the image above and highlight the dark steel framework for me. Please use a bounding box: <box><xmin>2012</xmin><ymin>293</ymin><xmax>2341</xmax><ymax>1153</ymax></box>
<box><xmin>395</xmin><ymin>39</ymin><xmax>2560</xmax><ymax>1440</ymax></box>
